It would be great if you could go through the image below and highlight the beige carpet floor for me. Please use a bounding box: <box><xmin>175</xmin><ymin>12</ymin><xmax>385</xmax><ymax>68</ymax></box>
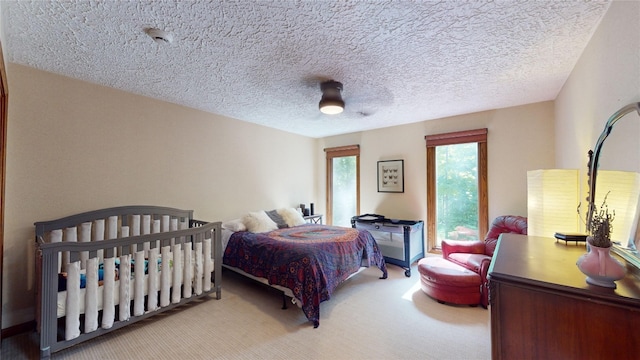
<box><xmin>2</xmin><ymin>263</ymin><xmax>490</xmax><ymax>359</ymax></box>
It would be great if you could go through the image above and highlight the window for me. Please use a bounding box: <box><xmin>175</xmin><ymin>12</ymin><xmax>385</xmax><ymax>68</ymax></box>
<box><xmin>425</xmin><ymin>129</ymin><xmax>488</xmax><ymax>252</ymax></box>
<box><xmin>325</xmin><ymin>145</ymin><xmax>360</xmax><ymax>226</ymax></box>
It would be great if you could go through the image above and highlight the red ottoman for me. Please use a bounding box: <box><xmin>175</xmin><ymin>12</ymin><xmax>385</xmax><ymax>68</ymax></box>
<box><xmin>417</xmin><ymin>257</ymin><xmax>482</xmax><ymax>306</ymax></box>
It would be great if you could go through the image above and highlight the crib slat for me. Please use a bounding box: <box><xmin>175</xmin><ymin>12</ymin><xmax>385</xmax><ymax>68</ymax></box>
<box><xmin>107</xmin><ymin>216</ymin><xmax>117</xmax><ymax>240</ymax></box>
<box><xmin>162</xmin><ymin>215</ymin><xmax>170</xmax><ymax>232</ymax></box>
<box><xmin>63</xmin><ymin>227</ymin><xmax>77</xmax><ymax>272</ymax></box>
<box><xmin>85</xmin><ymin>257</ymin><xmax>99</xmax><ymax>333</ymax></box>
<box><xmin>108</xmin><ymin>216</ymin><xmax>119</xmax><ymax>258</ymax></box>
<box><xmin>79</xmin><ymin>222</ymin><xmax>92</xmax><ymax>269</ymax></box>
<box><xmin>183</xmin><ymin>241</ymin><xmax>193</xmax><ymax>298</ymax></box>
<box><xmin>65</xmin><ymin>261</ymin><xmax>81</xmax><ymax>340</ymax></box>
<box><xmin>160</xmin><ymin>245</ymin><xmax>171</xmax><ymax>307</ymax></box>
<box><xmin>94</xmin><ymin>219</ymin><xmax>105</xmax><ymax>264</ymax></box>
<box><xmin>172</xmin><ymin>243</ymin><xmax>182</xmax><ymax>304</ymax></box>
<box><xmin>204</xmin><ymin>237</ymin><xmax>212</xmax><ymax>292</ymax></box>
<box><xmin>131</xmin><ymin>214</ymin><xmax>141</xmax><ymax>236</ymax></box>
<box><xmin>142</xmin><ymin>215</ymin><xmax>151</xmax><ymax>256</ymax></box>
<box><xmin>101</xmin><ymin>258</ymin><xmax>116</xmax><ymax>329</ymax></box>
<box><xmin>133</xmin><ymin>251</ymin><xmax>145</xmax><ymax>316</ymax></box>
<box><xmin>119</xmin><ymin>254</ymin><xmax>131</xmax><ymax>321</ymax></box>
<box><xmin>195</xmin><ymin>240</ymin><xmax>203</xmax><ymax>295</ymax></box>
<box><xmin>142</xmin><ymin>215</ymin><xmax>151</xmax><ymax>235</ymax></box>
<box><xmin>170</xmin><ymin>218</ymin><xmax>178</xmax><ymax>247</ymax></box>
<box><xmin>147</xmin><ymin>247</ymin><xmax>159</xmax><ymax>312</ymax></box>
<box><xmin>152</xmin><ymin>219</ymin><xmax>161</xmax><ymax>251</ymax></box>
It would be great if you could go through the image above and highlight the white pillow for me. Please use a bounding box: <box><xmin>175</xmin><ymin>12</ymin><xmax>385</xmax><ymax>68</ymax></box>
<box><xmin>242</xmin><ymin>211</ymin><xmax>278</xmax><ymax>233</ymax></box>
<box><xmin>221</xmin><ymin>218</ymin><xmax>247</xmax><ymax>232</ymax></box>
<box><xmin>277</xmin><ymin>207</ymin><xmax>306</xmax><ymax>227</ymax></box>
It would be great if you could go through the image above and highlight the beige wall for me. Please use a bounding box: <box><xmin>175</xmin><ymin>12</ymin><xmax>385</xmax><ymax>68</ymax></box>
<box><xmin>319</xmin><ymin>102</ymin><xmax>555</xmax><ymax>224</ymax></box>
<box><xmin>2</xmin><ymin>64</ymin><xmax>317</xmax><ymax>327</ymax></box>
<box><xmin>556</xmin><ymin>0</ymin><xmax>640</xmax><ymax>174</ymax></box>
<box><xmin>555</xmin><ymin>0</ymin><xmax>640</xmax><ymax>207</ymax></box>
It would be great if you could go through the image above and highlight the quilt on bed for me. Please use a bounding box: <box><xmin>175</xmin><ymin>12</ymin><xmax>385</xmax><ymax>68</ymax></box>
<box><xmin>223</xmin><ymin>224</ymin><xmax>387</xmax><ymax>327</ymax></box>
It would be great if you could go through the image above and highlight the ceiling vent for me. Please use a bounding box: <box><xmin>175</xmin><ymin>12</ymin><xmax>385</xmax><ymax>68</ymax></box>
<box><xmin>146</xmin><ymin>28</ymin><xmax>174</xmax><ymax>44</ymax></box>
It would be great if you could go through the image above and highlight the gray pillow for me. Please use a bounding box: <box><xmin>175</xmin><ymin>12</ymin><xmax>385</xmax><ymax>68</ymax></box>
<box><xmin>266</xmin><ymin>209</ymin><xmax>289</xmax><ymax>228</ymax></box>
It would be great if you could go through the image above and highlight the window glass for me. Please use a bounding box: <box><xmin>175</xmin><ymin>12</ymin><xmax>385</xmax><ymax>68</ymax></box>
<box><xmin>435</xmin><ymin>143</ymin><xmax>479</xmax><ymax>247</ymax></box>
<box><xmin>332</xmin><ymin>156</ymin><xmax>357</xmax><ymax>227</ymax></box>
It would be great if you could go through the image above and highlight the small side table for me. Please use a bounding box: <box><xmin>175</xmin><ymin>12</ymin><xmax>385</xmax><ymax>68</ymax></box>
<box><xmin>304</xmin><ymin>214</ymin><xmax>323</xmax><ymax>224</ymax></box>
<box><xmin>554</xmin><ymin>232</ymin><xmax>587</xmax><ymax>245</ymax></box>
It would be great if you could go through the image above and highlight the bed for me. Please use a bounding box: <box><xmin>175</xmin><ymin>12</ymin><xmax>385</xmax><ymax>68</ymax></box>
<box><xmin>221</xmin><ymin>208</ymin><xmax>388</xmax><ymax>328</ymax></box>
<box><xmin>34</xmin><ymin>205</ymin><xmax>222</xmax><ymax>358</ymax></box>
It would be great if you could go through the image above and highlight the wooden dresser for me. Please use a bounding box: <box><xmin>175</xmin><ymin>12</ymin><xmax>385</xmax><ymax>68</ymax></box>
<box><xmin>488</xmin><ymin>233</ymin><xmax>640</xmax><ymax>359</ymax></box>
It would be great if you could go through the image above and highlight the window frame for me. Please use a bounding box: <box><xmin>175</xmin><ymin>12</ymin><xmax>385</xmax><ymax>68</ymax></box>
<box><xmin>425</xmin><ymin>129</ymin><xmax>488</xmax><ymax>252</ymax></box>
<box><xmin>324</xmin><ymin>145</ymin><xmax>360</xmax><ymax>226</ymax></box>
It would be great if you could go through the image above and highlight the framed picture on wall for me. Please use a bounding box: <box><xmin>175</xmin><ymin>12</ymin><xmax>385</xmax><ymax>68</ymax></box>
<box><xmin>377</xmin><ymin>160</ymin><xmax>404</xmax><ymax>193</ymax></box>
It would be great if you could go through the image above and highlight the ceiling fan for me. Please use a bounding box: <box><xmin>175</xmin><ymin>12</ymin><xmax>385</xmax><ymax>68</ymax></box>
<box><xmin>316</xmin><ymin>79</ymin><xmax>378</xmax><ymax>118</ymax></box>
<box><xmin>319</xmin><ymin>80</ymin><xmax>345</xmax><ymax>115</ymax></box>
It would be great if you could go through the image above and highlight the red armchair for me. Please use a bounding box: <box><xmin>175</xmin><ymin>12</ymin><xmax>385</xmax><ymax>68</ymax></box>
<box><xmin>441</xmin><ymin>215</ymin><xmax>527</xmax><ymax>307</ymax></box>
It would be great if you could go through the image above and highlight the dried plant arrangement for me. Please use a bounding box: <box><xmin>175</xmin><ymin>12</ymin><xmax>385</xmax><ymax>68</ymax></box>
<box><xmin>586</xmin><ymin>192</ymin><xmax>615</xmax><ymax>248</ymax></box>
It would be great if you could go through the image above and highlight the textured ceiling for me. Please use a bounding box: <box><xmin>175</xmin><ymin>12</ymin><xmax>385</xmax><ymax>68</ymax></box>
<box><xmin>1</xmin><ymin>0</ymin><xmax>611</xmax><ymax>138</ymax></box>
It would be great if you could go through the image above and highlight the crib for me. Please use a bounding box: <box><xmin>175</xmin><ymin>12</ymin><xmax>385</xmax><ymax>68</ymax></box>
<box><xmin>34</xmin><ymin>205</ymin><xmax>222</xmax><ymax>358</ymax></box>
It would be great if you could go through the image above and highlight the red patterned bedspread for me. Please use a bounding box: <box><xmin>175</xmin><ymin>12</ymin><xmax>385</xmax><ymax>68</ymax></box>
<box><xmin>223</xmin><ymin>224</ymin><xmax>387</xmax><ymax>327</ymax></box>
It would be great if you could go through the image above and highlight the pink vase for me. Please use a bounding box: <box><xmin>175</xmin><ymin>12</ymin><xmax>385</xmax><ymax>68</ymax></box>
<box><xmin>576</xmin><ymin>240</ymin><xmax>626</xmax><ymax>288</ymax></box>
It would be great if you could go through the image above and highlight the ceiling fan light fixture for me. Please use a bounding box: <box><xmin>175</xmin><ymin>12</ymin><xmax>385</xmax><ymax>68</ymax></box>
<box><xmin>319</xmin><ymin>80</ymin><xmax>344</xmax><ymax>115</ymax></box>
<box><xmin>319</xmin><ymin>98</ymin><xmax>345</xmax><ymax>115</ymax></box>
